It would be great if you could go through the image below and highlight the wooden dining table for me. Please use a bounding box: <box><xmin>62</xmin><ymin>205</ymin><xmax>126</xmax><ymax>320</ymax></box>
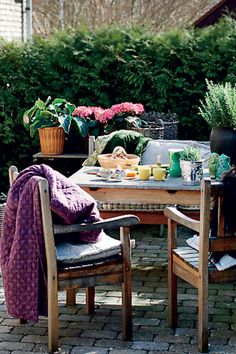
<box><xmin>69</xmin><ymin>167</ymin><xmax>203</xmax><ymax>224</ymax></box>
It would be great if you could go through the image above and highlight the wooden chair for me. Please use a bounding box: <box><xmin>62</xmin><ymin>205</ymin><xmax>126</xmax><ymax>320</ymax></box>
<box><xmin>8</xmin><ymin>166</ymin><xmax>139</xmax><ymax>353</ymax></box>
<box><xmin>164</xmin><ymin>177</ymin><xmax>236</xmax><ymax>352</ymax></box>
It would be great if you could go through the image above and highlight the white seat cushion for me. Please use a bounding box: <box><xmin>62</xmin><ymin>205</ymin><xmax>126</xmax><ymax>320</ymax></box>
<box><xmin>56</xmin><ymin>231</ymin><xmax>121</xmax><ymax>265</ymax></box>
<box><xmin>141</xmin><ymin>140</ymin><xmax>210</xmax><ymax>166</ymax></box>
<box><xmin>186</xmin><ymin>234</ymin><xmax>236</xmax><ymax>271</ymax></box>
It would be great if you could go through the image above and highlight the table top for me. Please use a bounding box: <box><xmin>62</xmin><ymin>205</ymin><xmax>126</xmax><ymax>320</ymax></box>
<box><xmin>33</xmin><ymin>152</ymin><xmax>88</xmax><ymax>159</ymax></box>
<box><xmin>70</xmin><ymin>167</ymin><xmax>206</xmax><ymax>191</ymax></box>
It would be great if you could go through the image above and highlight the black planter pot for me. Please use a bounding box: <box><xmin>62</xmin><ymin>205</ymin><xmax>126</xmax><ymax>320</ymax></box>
<box><xmin>210</xmin><ymin>128</ymin><xmax>236</xmax><ymax>165</ymax></box>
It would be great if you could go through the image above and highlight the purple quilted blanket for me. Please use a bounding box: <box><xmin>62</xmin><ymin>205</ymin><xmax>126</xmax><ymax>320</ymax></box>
<box><xmin>0</xmin><ymin>164</ymin><xmax>102</xmax><ymax>321</ymax></box>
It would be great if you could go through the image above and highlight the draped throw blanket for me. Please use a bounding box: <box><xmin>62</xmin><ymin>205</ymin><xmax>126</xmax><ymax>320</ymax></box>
<box><xmin>0</xmin><ymin>164</ymin><xmax>102</xmax><ymax>321</ymax></box>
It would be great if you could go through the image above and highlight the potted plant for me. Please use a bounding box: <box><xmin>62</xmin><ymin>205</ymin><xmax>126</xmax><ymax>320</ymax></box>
<box><xmin>179</xmin><ymin>147</ymin><xmax>203</xmax><ymax>184</ymax></box>
<box><xmin>198</xmin><ymin>79</ymin><xmax>236</xmax><ymax>164</ymax></box>
<box><xmin>23</xmin><ymin>97</ymin><xmax>88</xmax><ymax>155</ymax></box>
<box><xmin>72</xmin><ymin>102</ymin><xmax>145</xmax><ymax>138</ymax></box>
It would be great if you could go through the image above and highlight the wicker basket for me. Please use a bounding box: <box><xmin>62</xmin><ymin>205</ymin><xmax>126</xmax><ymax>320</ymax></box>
<box><xmin>163</xmin><ymin>120</ymin><xmax>179</xmax><ymax>140</ymax></box>
<box><xmin>38</xmin><ymin>127</ymin><xmax>65</xmax><ymax>155</ymax></box>
<box><xmin>131</xmin><ymin>126</ymin><xmax>164</xmax><ymax>139</ymax></box>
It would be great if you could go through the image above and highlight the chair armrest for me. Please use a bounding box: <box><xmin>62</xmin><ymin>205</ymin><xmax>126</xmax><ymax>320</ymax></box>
<box><xmin>164</xmin><ymin>207</ymin><xmax>200</xmax><ymax>233</ymax></box>
<box><xmin>54</xmin><ymin>214</ymin><xmax>140</xmax><ymax>234</ymax></box>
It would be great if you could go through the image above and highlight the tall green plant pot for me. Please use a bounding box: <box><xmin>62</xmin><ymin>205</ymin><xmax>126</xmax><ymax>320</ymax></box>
<box><xmin>210</xmin><ymin>128</ymin><xmax>236</xmax><ymax>165</ymax></box>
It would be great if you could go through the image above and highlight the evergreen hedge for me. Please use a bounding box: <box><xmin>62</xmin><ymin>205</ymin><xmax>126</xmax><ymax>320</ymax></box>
<box><xmin>1</xmin><ymin>17</ymin><xmax>236</xmax><ymax>192</ymax></box>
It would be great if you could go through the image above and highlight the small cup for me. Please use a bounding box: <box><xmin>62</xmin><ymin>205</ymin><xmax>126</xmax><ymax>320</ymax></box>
<box><xmin>138</xmin><ymin>166</ymin><xmax>151</xmax><ymax>181</ymax></box>
<box><xmin>113</xmin><ymin>168</ymin><xmax>125</xmax><ymax>181</ymax></box>
<box><xmin>153</xmin><ymin>167</ymin><xmax>166</xmax><ymax>181</ymax></box>
<box><xmin>100</xmin><ymin>168</ymin><xmax>112</xmax><ymax>180</ymax></box>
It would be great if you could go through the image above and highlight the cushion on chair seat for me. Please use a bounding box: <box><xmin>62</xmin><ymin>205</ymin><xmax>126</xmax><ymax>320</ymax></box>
<box><xmin>56</xmin><ymin>231</ymin><xmax>121</xmax><ymax>265</ymax></box>
<box><xmin>186</xmin><ymin>235</ymin><xmax>236</xmax><ymax>271</ymax></box>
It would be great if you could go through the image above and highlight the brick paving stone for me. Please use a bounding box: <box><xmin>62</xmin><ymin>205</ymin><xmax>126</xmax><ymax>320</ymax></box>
<box><xmin>0</xmin><ymin>341</ymin><xmax>34</xmax><ymax>351</ymax></box>
<box><xmin>154</xmin><ymin>334</ymin><xmax>190</xmax><ymax>344</ymax></box>
<box><xmin>169</xmin><ymin>343</ymin><xmax>200</xmax><ymax>353</ymax></box>
<box><xmin>1</xmin><ymin>226</ymin><xmax>236</xmax><ymax>353</ymax></box>
<box><xmin>33</xmin><ymin>343</ymin><xmax>71</xmax><ymax>352</ymax></box>
<box><xmin>12</xmin><ymin>352</ymin><xmax>48</xmax><ymax>354</ymax></box>
<box><xmin>0</xmin><ymin>333</ymin><xmax>23</xmax><ymax>342</ymax></box>
<box><xmin>0</xmin><ymin>326</ymin><xmax>12</xmax><ymax>333</ymax></box>
<box><xmin>110</xmin><ymin>350</ymin><xmax>147</xmax><ymax>354</ymax></box>
<box><xmin>21</xmin><ymin>334</ymin><xmax>48</xmax><ymax>344</ymax></box>
<box><xmin>71</xmin><ymin>347</ymin><xmax>108</xmax><ymax>354</ymax></box>
<box><xmin>94</xmin><ymin>339</ymin><xmax>131</xmax><ymax>349</ymax></box>
<box><xmin>59</xmin><ymin>328</ymin><xmax>82</xmax><ymax>337</ymax></box>
<box><xmin>68</xmin><ymin>322</ymin><xmax>103</xmax><ymax>331</ymax></box>
<box><xmin>60</xmin><ymin>336</ymin><xmax>95</xmax><ymax>346</ymax></box>
<box><xmin>80</xmin><ymin>330</ymin><xmax>118</xmax><ymax>340</ymax></box>
<box><xmin>12</xmin><ymin>326</ymin><xmax>46</xmax><ymax>335</ymax></box>
<box><xmin>131</xmin><ymin>340</ymin><xmax>169</xmax><ymax>351</ymax></box>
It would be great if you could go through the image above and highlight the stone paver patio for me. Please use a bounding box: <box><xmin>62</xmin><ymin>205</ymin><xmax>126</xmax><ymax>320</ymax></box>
<box><xmin>0</xmin><ymin>225</ymin><xmax>236</xmax><ymax>353</ymax></box>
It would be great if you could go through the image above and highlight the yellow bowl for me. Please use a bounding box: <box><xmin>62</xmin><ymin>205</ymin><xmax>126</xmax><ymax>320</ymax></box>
<box><xmin>98</xmin><ymin>154</ymin><xmax>140</xmax><ymax>169</ymax></box>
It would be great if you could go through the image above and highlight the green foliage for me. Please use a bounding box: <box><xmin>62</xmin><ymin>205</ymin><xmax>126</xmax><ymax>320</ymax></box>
<box><xmin>180</xmin><ymin>147</ymin><xmax>201</xmax><ymax>161</ymax></box>
<box><xmin>23</xmin><ymin>96</ymin><xmax>88</xmax><ymax>138</ymax></box>
<box><xmin>1</xmin><ymin>17</ymin><xmax>236</xmax><ymax>191</ymax></box>
<box><xmin>198</xmin><ymin>80</ymin><xmax>236</xmax><ymax>128</ymax></box>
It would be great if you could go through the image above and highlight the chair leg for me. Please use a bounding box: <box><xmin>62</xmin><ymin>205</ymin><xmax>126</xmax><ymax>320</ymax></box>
<box><xmin>19</xmin><ymin>319</ymin><xmax>27</xmax><ymax>324</ymax></box>
<box><xmin>48</xmin><ymin>280</ymin><xmax>59</xmax><ymax>353</ymax></box>
<box><xmin>86</xmin><ymin>287</ymin><xmax>95</xmax><ymax>314</ymax></box>
<box><xmin>168</xmin><ymin>257</ymin><xmax>177</xmax><ymax>328</ymax></box>
<box><xmin>66</xmin><ymin>289</ymin><xmax>76</xmax><ymax>306</ymax></box>
<box><xmin>121</xmin><ymin>226</ymin><xmax>132</xmax><ymax>341</ymax></box>
<box><xmin>198</xmin><ymin>283</ymin><xmax>209</xmax><ymax>352</ymax></box>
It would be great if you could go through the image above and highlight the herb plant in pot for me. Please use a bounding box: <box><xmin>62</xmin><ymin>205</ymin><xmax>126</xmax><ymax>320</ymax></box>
<box><xmin>199</xmin><ymin>80</ymin><xmax>236</xmax><ymax>164</ymax></box>
<box><xmin>23</xmin><ymin>97</ymin><xmax>87</xmax><ymax>155</ymax></box>
<box><xmin>179</xmin><ymin>147</ymin><xmax>203</xmax><ymax>184</ymax></box>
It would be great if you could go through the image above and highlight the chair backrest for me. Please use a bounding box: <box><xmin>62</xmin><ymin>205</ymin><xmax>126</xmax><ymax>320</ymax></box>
<box><xmin>88</xmin><ymin>136</ymin><xmax>96</xmax><ymax>157</ymax></box>
<box><xmin>198</xmin><ymin>178</ymin><xmax>236</xmax><ymax>278</ymax></box>
<box><xmin>207</xmin><ymin>179</ymin><xmax>236</xmax><ymax>250</ymax></box>
<box><xmin>9</xmin><ymin>166</ymin><xmax>19</xmax><ymax>186</ymax></box>
<box><xmin>8</xmin><ymin>166</ymin><xmax>57</xmax><ymax>270</ymax></box>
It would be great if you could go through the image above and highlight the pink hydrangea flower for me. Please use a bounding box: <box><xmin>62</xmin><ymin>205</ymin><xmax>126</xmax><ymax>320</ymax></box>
<box><xmin>111</xmin><ymin>102</ymin><xmax>144</xmax><ymax>115</ymax></box>
<box><xmin>72</xmin><ymin>106</ymin><xmax>94</xmax><ymax>118</ymax></box>
<box><xmin>72</xmin><ymin>102</ymin><xmax>144</xmax><ymax>135</ymax></box>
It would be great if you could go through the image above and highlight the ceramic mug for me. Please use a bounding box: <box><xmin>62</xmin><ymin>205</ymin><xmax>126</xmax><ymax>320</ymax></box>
<box><xmin>138</xmin><ymin>166</ymin><xmax>151</xmax><ymax>181</ymax></box>
<box><xmin>153</xmin><ymin>167</ymin><xmax>166</xmax><ymax>181</ymax></box>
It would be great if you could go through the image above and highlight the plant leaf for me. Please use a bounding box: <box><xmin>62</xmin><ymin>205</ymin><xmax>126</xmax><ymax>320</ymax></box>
<box><xmin>72</xmin><ymin>116</ymin><xmax>89</xmax><ymax>137</ymax></box>
<box><xmin>58</xmin><ymin>115</ymin><xmax>72</xmax><ymax>134</ymax></box>
<box><xmin>29</xmin><ymin>118</ymin><xmax>56</xmax><ymax>137</ymax></box>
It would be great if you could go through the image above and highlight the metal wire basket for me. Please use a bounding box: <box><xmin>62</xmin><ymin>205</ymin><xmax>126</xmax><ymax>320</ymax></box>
<box><xmin>131</xmin><ymin>126</ymin><xmax>164</xmax><ymax>139</ymax></box>
<box><xmin>163</xmin><ymin>120</ymin><xmax>179</xmax><ymax>140</ymax></box>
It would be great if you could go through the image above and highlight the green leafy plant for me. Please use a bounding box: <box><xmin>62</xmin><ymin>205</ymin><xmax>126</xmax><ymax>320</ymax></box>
<box><xmin>180</xmin><ymin>147</ymin><xmax>201</xmax><ymax>161</ymax></box>
<box><xmin>1</xmin><ymin>17</ymin><xmax>236</xmax><ymax>192</ymax></box>
<box><xmin>23</xmin><ymin>97</ymin><xmax>88</xmax><ymax>138</ymax></box>
<box><xmin>198</xmin><ymin>80</ymin><xmax>236</xmax><ymax>128</ymax></box>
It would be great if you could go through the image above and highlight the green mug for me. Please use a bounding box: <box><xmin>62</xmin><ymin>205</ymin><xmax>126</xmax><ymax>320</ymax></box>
<box><xmin>168</xmin><ymin>149</ymin><xmax>183</xmax><ymax>177</ymax></box>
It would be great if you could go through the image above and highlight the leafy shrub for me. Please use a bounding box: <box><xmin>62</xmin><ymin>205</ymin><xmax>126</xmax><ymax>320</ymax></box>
<box><xmin>199</xmin><ymin>80</ymin><xmax>236</xmax><ymax>128</ymax></box>
<box><xmin>1</xmin><ymin>17</ymin><xmax>236</xmax><ymax>191</ymax></box>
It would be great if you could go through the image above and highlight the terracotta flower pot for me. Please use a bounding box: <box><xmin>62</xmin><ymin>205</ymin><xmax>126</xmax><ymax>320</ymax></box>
<box><xmin>38</xmin><ymin>127</ymin><xmax>65</xmax><ymax>155</ymax></box>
